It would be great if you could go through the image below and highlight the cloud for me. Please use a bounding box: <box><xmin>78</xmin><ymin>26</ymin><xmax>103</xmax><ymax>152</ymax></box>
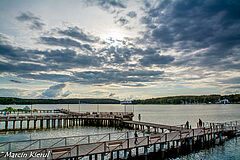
<box><xmin>227</xmin><ymin>85</ymin><xmax>240</xmax><ymax>89</ymax></box>
<box><xmin>122</xmin><ymin>83</ymin><xmax>147</xmax><ymax>87</ymax></box>
<box><xmin>18</xmin><ymin>69</ymin><xmax>164</xmax><ymax>85</ymax></box>
<box><xmin>39</xmin><ymin>36</ymin><xmax>93</xmax><ymax>51</ymax></box>
<box><xmin>62</xmin><ymin>90</ymin><xmax>71</xmax><ymax>97</ymax></box>
<box><xmin>19</xmin><ymin>73</ymin><xmax>78</xmax><ymax>83</ymax></box>
<box><xmin>41</xmin><ymin>84</ymin><xmax>66</xmax><ymax>98</ymax></box>
<box><xmin>221</xmin><ymin>77</ymin><xmax>240</xmax><ymax>84</ymax></box>
<box><xmin>58</xmin><ymin>27</ymin><xmax>100</xmax><ymax>43</ymax></box>
<box><xmin>0</xmin><ymin>61</ymin><xmax>48</xmax><ymax>74</ymax></box>
<box><xmin>115</xmin><ymin>17</ymin><xmax>129</xmax><ymax>25</ymax></box>
<box><xmin>9</xmin><ymin>80</ymin><xmax>25</xmax><ymax>84</ymax></box>
<box><xmin>73</xmin><ymin>70</ymin><xmax>164</xmax><ymax>84</ymax></box>
<box><xmin>89</xmin><ymin>0</ymin><xmax>126</xmax><ymax>9</ymax></box>
<box><xmin>109</xmin><ymin>93</ymin><xmax>115</xmax><ymax>97</ymax></box>
<box><xmin>127</xmin><ymin>11</ymin><xmax>137</xmax><ymax>18</ymax></box>
<box><xmin>139</xmin><ymin>54</ymin><xmax>174</xmax><ymax>67</ymax></box>
<box><xmin>0</xmin><ymin>37</ymin><xmax>102</xmax><ymax>75</ymax></box>
<box><xmin>16</xmin><ymin>11</ymin><xmax>45</xmax><ymax>30</ymax></box>
<box><xmin>0</xmin><ymin>41</ymin><xmax>41</xmax><ymax>63</ymax></box>
<box><xmin>0</xmin><ymin>88</ymin><xmax>25</xmax><ymax>97</ymax></box>
<box><xmin>140</xmin><ymin>0</ymin><xmax>240</xmax><ymax>71</ymax></box>
<box><xmin>91</xmin><ymin>91</ymin><xmax>108</xmax><ymax>95</ymax></box>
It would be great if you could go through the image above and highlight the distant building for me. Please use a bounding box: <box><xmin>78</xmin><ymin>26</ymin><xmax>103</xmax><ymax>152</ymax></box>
<box><xmin>120</xmin><ymin>101</ymin><xmax>132</xmax><ymax>104</ymax></box>
<box><xmin>216</xmin><ymin>99</ymin><xmax>230</xmax><ymax>104</ymax></box>
<box><xmin>220</xmin><ymin>99</ymin><xmax>230</xmax><ymax>104</ymax></box>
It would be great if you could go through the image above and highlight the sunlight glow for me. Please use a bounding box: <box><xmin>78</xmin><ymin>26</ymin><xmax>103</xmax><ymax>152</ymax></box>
<box><xmin>100</xmin><ymin>28</ymin><xmax>126</xmax><ymax>46</ymax></box>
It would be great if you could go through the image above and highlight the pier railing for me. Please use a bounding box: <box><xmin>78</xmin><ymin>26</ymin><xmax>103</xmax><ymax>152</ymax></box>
<box><xmin>0</xmin><ymin>121</ymin><xmax>239</xmax><ymax>159</ymax></box>
<box><xmin>205</xmin><ymin>120</ymin><xmax>240</xmax><ymax>129</ymax></box>
<box><xmin>0</xmin><ymin>131</ymin><xmax>145</xmax><ymax>153</ymax></box>
<box><xmin>0</xmin><ymin>126</ymin><xmax>231</xmax><ymax>160</ymax></box>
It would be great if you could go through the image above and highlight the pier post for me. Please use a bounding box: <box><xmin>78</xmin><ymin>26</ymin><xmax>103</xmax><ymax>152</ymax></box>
<box><xmin>72</xmin><ymin>118</ymin><xmax>75</xmax><ymax>126</ymax></box>
<box><xmin>117</xmin><ymin>150</ymin><xmax>119</xmax><ymax>159</ymax></box>
<box><xmin>67</xmin><ymin>119</ymin><xmax>69</xmax><ymax>127</ymax></box>
<box><xmin>52</xmin><ymin>119</ymin><xmax>56</xmax><ymax>128</ymax></box>
<box><xmin>94</xmin><ymin>154</ymin><xmax>98</xmax><ymax>160</ymax></box>
<box><xmin>128</xmin><ymin>149</ymin><xmax>132</xmax><ymax>158</ymax></box>
<box><xmin>89</xmin><ymin>155</ymin><xmax>92</xmax><ymax>160</ymax></box>
<box><xmin>101</xmin><ymin>153</ymin><xmax>104</xmax><ymax>160</ymax></box>
<box><xmin>144</xmin><ymin>146</ymin><xmax>148</xmax><ymax>155</ymax></box>
<box><xmin>110</xmin><ymin>151</ymin><xmax>113</xmax><ymax>160</ymax></box>
<box><xmin>153</xmin><ymin>144</ymin><xmax>156</xmax><ymax>152</ymax></box>
<box><xmin>46</xmin><ymin>119</ymin><xmax>50</xmax><ymax>128</ymax></box>
<box><xmin>27</xmin><ymin>120</ymin><xmax>30</xmax><ymax>129</ymax></box>
<box><xmin>5</xmin><ymin>121</ymin><xmax>8</xmax><ymax>130</ymax></box>
<box><xmin>34</xmin><ymin>120</ymin><xmax>37</xmax><ymax>129</ymax></box>
<box><xmin>58</xmin><ymin>119</ymin><xmax>62</xmax><ymax>127</ymax></box>
<box><xmin>13</xmin><ymin>121</ymin><xmax>16</xmax><ymax>130</ymax></box>
<box><xmin>63</xmin><ymin>119</ymin><xmax>66</xmax><ymax>127</ymax></box>
<box><xmin>40</xmin><ymin>119</ymin><xmax>43</xmax><ymax>128</ymax></box>
<box><xmin>20</xmin><ymin>120</ymin><xmax>23</xmax><ymax>129</ymax></box>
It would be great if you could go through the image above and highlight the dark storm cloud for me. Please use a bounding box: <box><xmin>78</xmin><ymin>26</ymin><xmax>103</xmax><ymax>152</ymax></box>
<box><xmin>41</xmin><ymin>84</ymin><xmax>66</xmax><ymax>98</ymax></box>
<box><xmin>16</xmin><ymin>12</ymin><xmax>45</xmax><ymax>30</ymax></box>
<box><xmin>58</xmin><ymin>27</ymin><xmax>100</xmax><ymax>43</ymax></box>
<box><xmin>140</xmin><ymin>54</ymin><xmax>174</xmax><ymax>67</ymax></box>
<box><xmin>39</xmin><ymin>36</ymin><xmax>93</xmax><ymax>51</ymax></box>
<box><xmin>127</xmin><ymin>11</ymin><xmax>137</xmax><ymax>18</ymax></box>
<box><xmin>141</xmin><ymin>0</ymin><xmax>240</xmax><ymax>70</ymax></box>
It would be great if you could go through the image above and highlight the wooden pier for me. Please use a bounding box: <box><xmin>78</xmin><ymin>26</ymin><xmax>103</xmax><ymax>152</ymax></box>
<box><xmin>0</xmin><ymin>109</ymin><xmax>239</xmax><ymax>159</ymax></box>
<box><xmin>0</xmin><ymin>120</ymin><xmax>239</xmax><ymax>160</ymax></box>
<box><xmin>0</xmin><ymin>109</ymin><xmax>59</xmax><ymax>114</ymax></box>
<box><xmin>0</xmin><ymin>110</ymin><xmax>133</xmax><ymax>131</ymax></box>
<box><xmin>123</xmin><ymin>121</ymin><xmax>185</xmax><ymax>133</ymax></box>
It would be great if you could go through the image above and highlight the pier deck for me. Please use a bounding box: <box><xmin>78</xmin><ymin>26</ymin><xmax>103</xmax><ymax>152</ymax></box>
<box><xmin>0</xmin><ymin>109</ymin><xmax>239</xmax><ymax>159</ymax></box>
<box><xmin>123</xmin><ymin>120</ymin><xmax>184</xmax><ymax>132</ymax></box>
<box><xmin>0</xmin><ymin>110</ymin><xmax>133</xmax><ymax>131</ymax></box>
<box><xmin>0</xmin><ymin>121</ymin><xmax>239</xmax><ymax>160</ymax></box>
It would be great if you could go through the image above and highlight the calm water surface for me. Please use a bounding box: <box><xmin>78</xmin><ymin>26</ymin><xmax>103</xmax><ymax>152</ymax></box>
<box><xmin>0</xmin><ymin>104</ymin><xmax>239</xmax><ymax>159</ymax></box>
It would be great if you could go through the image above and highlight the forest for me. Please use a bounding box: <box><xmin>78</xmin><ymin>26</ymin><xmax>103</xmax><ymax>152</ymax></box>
<box><xmin>132</xmin><ymin>94</ymin><xmax>240</xmax><ymax>104</ymax></box>
<box><xmin>0</xmin><ymin>94</ymin><xmax>239</xmax><ymax>105</ymax></box>
<box><xmin>0</xmin><ymin>97</ymin><xmax>120</xmax><ymax>105</ymax></box>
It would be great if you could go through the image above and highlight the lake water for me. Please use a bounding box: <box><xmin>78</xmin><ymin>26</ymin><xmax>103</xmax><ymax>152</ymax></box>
<box><xmin>0</xmin><ymin>104</ymin><xmax>239</xmax><ymax>159</ymax></box>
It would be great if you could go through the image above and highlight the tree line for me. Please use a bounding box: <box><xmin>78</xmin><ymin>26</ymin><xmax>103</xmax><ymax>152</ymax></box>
<box><xmin>132</xmin><ymin>94</ymin><xmax>240</xmax><ymax>104</ymax></box>
<box><xmin>0</xmin><ymin>97</ymin><xmax>120</xmax><ymax>105</ymax></box>
<box><xmin>0</xmin><ymin>94</ymin><xmax>239</xmax><ymax>105</ymax></box>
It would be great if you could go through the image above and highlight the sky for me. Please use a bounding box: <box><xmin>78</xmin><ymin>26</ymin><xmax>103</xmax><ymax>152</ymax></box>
<box><xmin>0</xmin><ymin>0</ymin><xmax>240</xmax><ymax>100</ymax></box>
